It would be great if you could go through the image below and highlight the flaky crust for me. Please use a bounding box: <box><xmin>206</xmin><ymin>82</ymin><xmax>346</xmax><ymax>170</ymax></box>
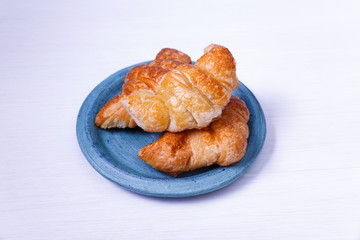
<box><xmin>96</xmin><ymin>44</ymin><xmax>239</xmax><ymax>132</ymax></box>
<box><xmin>95</xmin><ymin>49</ymin><xmax>191</xmax><ymax>129</ymax></box>
<box><xmin>138</xmin><ymin>96</ymin><xmax>250</xmax><ymax>176</ymax></box>
<box><xmin>121</xmin><ymin>44</ymin><xmax>239</xmax><ymax>132</ymax></box>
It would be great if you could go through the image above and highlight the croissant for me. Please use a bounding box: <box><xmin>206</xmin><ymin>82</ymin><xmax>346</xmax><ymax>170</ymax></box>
<box><xmin>138</xmin><ymin>96</ymin><xmax>250</xmax><ymax>176</ymax></box>
<box><xmin>96</xmin><ymin>44</ymin><xmax>239</xmax><ymax>132</ymax></box>
<box><xmin>95</xmin><ymin>48</ymin><xmax>192</xmax><ymax>129</ymax></box>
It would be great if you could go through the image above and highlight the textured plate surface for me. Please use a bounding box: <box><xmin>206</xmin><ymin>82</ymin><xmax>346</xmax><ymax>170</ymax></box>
<box><xmin>76</xmin><ymin>61</ymin><xmax>266</xmax><ymax>197</ymax></box>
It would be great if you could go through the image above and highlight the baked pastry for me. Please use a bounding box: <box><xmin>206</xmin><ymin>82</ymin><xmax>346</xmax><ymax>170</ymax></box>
<box><xmin>96</xmin><ymin>44</ymin><xmax>239</xmax><ymax>132</ymax></box>
<box><xmin>95</xmin><ymin>48</ymin><xmax>191</xmax><ymax>129</ymax></box>
<box><xmin>138</xmin><ymin>96</ymin><xmax>250</xmax><ymax>176</ymax></box>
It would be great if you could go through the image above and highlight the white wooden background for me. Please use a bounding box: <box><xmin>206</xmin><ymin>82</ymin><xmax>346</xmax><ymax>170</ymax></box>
<box><xmin>1</xmin><ymin>0</ymin><xmax>360</xmax><ymax>239</ymax></box>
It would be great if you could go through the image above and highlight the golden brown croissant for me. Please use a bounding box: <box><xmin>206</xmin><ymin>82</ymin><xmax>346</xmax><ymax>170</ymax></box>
<box><xmin>95</xmin><ymin>48</ymin><xmax>192</xmax><ymax>129</ymax></box>
<box><xmin>121</xmin><ymin>44</ymin><xmax>239</xmax><ymax>132</ymax></box>
<box><xmin>96</xmin><ymin>44</ymin><xmax>239</xmax><ymax>132</ymax></box>
<box><xmin>138</xmin><ymin>96</ymin><xmax>250</xmax><ymax>176</ymax></box>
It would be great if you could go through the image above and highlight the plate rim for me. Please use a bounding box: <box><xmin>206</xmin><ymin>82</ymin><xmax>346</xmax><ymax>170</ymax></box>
<box><xmin>76</xmin><ymin>61</ymin><xmax>266</xmax><ymax>197</ymax></box>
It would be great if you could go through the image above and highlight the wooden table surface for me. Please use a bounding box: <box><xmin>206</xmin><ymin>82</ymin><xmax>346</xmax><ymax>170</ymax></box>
<box><xmin>1</xmin><ymin>0</ymin><xmax>360</xmax><ymax>239</ymax></box>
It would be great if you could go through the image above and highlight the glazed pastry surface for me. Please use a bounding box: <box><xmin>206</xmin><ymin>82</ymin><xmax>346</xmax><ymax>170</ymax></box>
<box><xmin>96</xmin><ymin>44</ymin><xmax>239</xmax><ymax>132</ymax></box>
<box><xmin>95</xmin><ymin>48</ymin><xmax>191</xmax><ymax>129</ymax></box>
<box><xmin>138</xmin><ymin>96</ymin><xmax>249</xmax><ymax>176</ymax></box>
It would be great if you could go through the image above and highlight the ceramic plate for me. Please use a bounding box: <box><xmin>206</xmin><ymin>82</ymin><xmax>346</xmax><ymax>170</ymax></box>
<box><xmin>76</xmin><ymin>61</ymin><xmax>266</xmax><ymax>197</ymax></box>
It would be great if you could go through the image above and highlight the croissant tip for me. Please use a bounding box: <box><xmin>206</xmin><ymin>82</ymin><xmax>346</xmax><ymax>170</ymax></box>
<box><xmin>137</xmin><ymin>149</ymin><xmax>145</xmax><ymax>158</ymax></box>
<box><xmin>94</xmin><ymin>115</ymin><xmax>101</xmax><ymax>127</ymax></box>
<box><xmin>204</xmin><ymin>44</ymin><xmax>225</xmax><ymax>52</ymax></box>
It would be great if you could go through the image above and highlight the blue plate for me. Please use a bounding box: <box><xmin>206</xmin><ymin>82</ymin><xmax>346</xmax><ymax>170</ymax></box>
<box><xmin>76</xmin><ymin>61</ymin><xmax>266</xmax><ymax>197</ymax></box>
